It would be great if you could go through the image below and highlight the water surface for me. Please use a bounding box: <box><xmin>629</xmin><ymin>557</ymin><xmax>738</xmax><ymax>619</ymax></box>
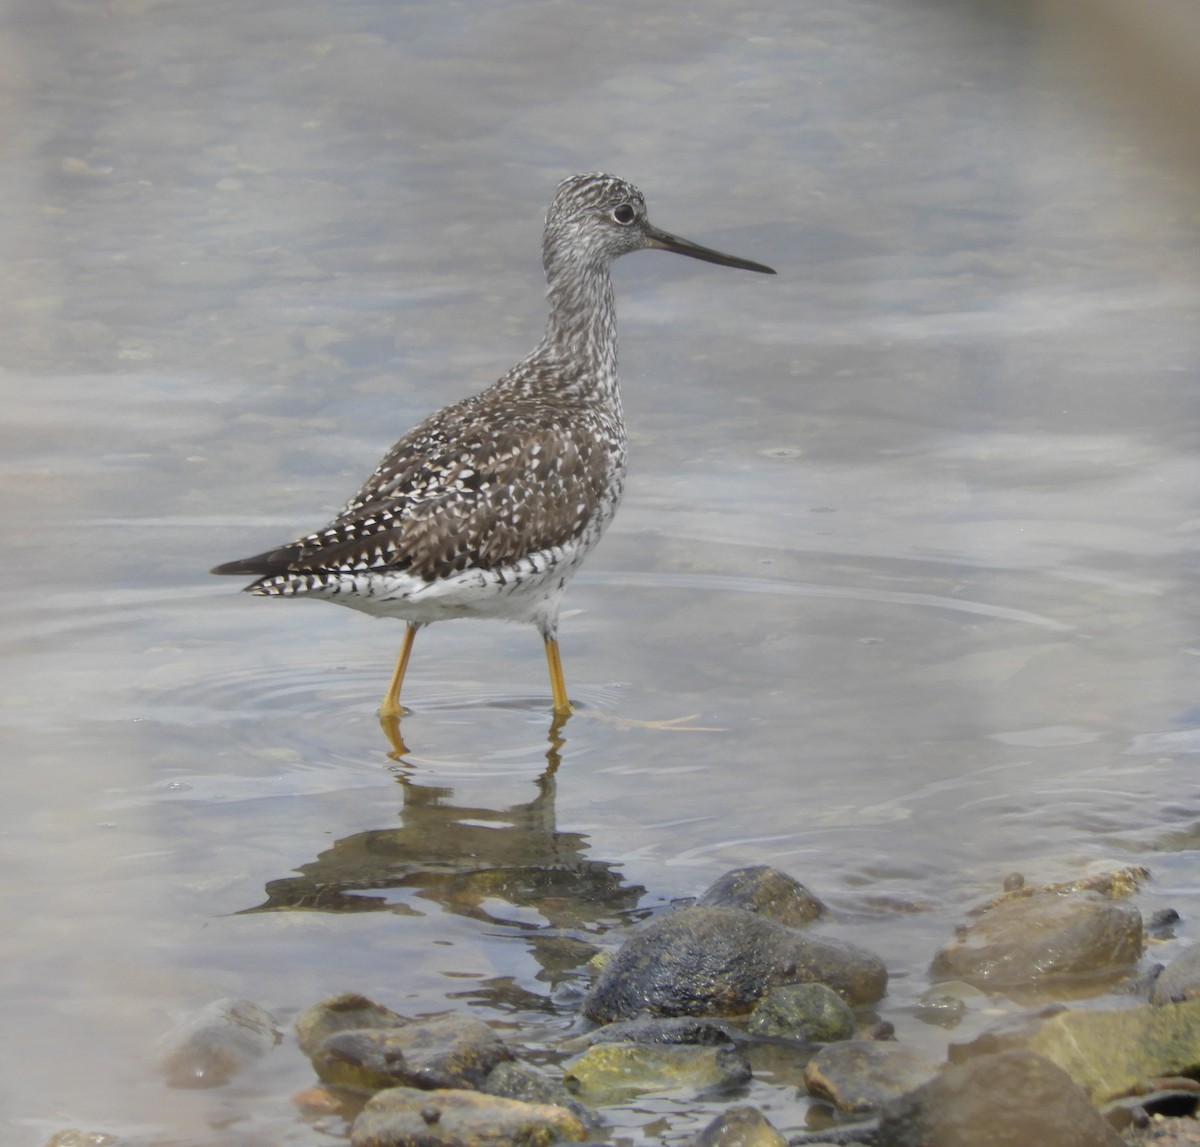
<box><xmin>2</xmin><ymin>1</ymin><xmax>1200</xmax><ymax>1142</ymax></box>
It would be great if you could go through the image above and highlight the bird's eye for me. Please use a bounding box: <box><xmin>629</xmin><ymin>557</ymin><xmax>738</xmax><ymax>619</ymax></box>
<box><xmin>611</xmin><ymin>203</ymin><xmax>636</xmax><ymax>225</ymax></box>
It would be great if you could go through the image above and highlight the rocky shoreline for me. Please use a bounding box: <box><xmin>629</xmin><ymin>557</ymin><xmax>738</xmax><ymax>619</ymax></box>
<box><xmin>47</xmin><ymin>864</ymin><xmax>1200</xmax><ymax>1146</ymax></box>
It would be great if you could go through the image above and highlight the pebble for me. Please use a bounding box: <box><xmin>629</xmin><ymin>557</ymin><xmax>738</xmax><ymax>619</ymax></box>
<box><xmin>294</xmin><ymin>991</ymin><xmax>409</xmax><ymax>1056</ymax></box>
<box><xmin>746</xmin><ymin>983</ymin><xmax>855</xmax><ymax>1042</ymax></box>
<box><xmin>803</xmin><ymin>1041</ymin><xmax>939</xmax><ymax>1113</ymax></box>
<box><xmin>929</xmin><ymin>891</ymin><xmax>1143</xmax><ymax>990</ymax></box>
<box><xmin>311</xmin><ymin>1014</ymin><xmax>513</xmax><ymax>1092</ymax></box>
<box><xmin>154</xmin><ymin>997</ymin><xmax>279</xmax><ymax>1089</ymax></box>
<box><xmin>349</xmin><ymin>1086</ymin><xmax>588</xmax><ymax>1147</ymax></box>
<box><xmin>692</xmin><ymin>1104</ymin><xmax>788</xmax><ymax>1147</ymax></box>
<box><xmin>875</xmin><ymin>1048</ymin><xmax>1123</xmax><ymax>1147</ymax></box>
<box><xmin>1152</xmin><ymin>941</ymin><xmax>1200</xmax><ymax>1005</ymax></box>
<box><xmin>583</xmin><ymin>906</ymin><xmax>887</xmax><ymax>1024</ymax></box>
<box><xmin>562</xmin><ymin>1041</ymin><xmax>752</xmax><ymax>1104</ymax></box>
<box><xmin>697</xmin><ymin>865</ymin><xmax>827</xmax><ymax>927</ymax></box>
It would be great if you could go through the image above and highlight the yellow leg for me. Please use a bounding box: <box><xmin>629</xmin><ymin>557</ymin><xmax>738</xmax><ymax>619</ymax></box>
<box><xmin>543</xmin><ymin>634</ymin><xmax>573</xmax><ymax>717</ymax></box>
<box><xmin>380</xmin><ymin>623</ymin><xmax>418</xmax><ymax>718</ymax></box>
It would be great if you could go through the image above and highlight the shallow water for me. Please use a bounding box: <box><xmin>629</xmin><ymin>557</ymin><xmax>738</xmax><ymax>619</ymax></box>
<box><xmin>3</xmin><ymin>0</ymin><xmax>1200</xmax><ymax>1142</ymax></box>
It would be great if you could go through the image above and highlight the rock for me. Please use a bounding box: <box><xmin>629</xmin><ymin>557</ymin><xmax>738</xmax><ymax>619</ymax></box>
<box><xmin>312</xmin><ymin>1014</ymin><xmax>513</xmax><ymax>1092</ymax></box>
<box><xmin>582</xmin><ymin>907</ymin><xmax>887</xmax><ymax>1023</ymax></box>
<box><xmin>154</xmin><ymin>997</ymin><xmax>279</xmax><ymax>1088</ymax></box>
<box><xmin>577</xmin><ymin>1016</ymin><xmax>745</xmax><ymax>1048</ymax></box>
<box><xmin>746</xmin><ymin>983</ymin><xmax>855</xmax><ymax>1042</ymax></box>
<box><xmin>349</xmin><ymin>1086</ymin><xmax>588</xmax><ymax>1146</ymax></box>
<box><xmin>697</xmin><ymin>866</ymin><xmax>826</xmax><ymax>927</ymax></box>
<box><xmin>948</xmin><ymin>1003</ymin><xmax>1068</xmax><ymax>1062</ymax></box>
<box><xmin>295</xmin><ymin>992</ymin><xmax>408</xmax><ymax>1055</ymax></box>
<box><xmin>292</xmin><ymin>988</ymin><xmax>410</xmax><ymax>1051</ymax></box>
<box><xmin>1153</xmin><ymin>942</ymin><xmax>1200</xmax><ymax>1005</ymax></box>
<box><xmin>913</xmin><ymin>980</ymin><xmax>987</xmax><ymax>1029</ymax></box>
<box><xmin>803</xmin><ymin>1041</ymin><xmax>939</xmax><ymax>1114</ymax></box>
<box><xmin>562</xmin><ymin>1041</ymin><xmax>752</xmax><ymax>1104</ymax></box>
<box><xmin>692</xmin><ymin>1104</ymin><xmax>788</xmax><ymax>1147</ymax></box>
<box><xmin>482</xmin><ymin>1061</ymin><xmax>599</xmax><ymax>1129</ymax></box>
<box><xmin>929</xmin><ymin>892</ymin><xmax>1142</xmax><ymax>990</ymax></box>
<box><xmin>1022</xmin><ymin>1000</ymin><xmax>1200</xmax><ymax>1101</ymax></box>
<box><xmin>876</xmin><ymin>1049</ymin><xmax>1123</xmax><ymax>1147</ymax></box>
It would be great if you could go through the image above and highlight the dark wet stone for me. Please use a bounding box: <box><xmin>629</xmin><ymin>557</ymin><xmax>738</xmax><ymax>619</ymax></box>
<box><xmin>1102</xmin><ymin>1088</ymin><xmax>1200</xmax><ymax>1133</ymax></box>
<box><xmin>746</xmin><ymin>983</ymin><xmax>855</xmax><ymax>1042</ymax></box>
<box><xmin>803</xmin><ymin>1041</ymin><xmax>938</xmax><ymax>1114</ymax></box>
<box><xmin>312</xmin><ymin>1014</ymin><xmax>513</xmax><ymax>1092</ymax></box>
<box><xmin>875</xmin><ymin>1049</ymin><xmax>1123</xmax><ymax>1147</ymax></box>
<box><xmin>578</xmin><ymin>1016</ymin><xmax>745</xmax><ymax>1048</ymax></box>
<box><xmin>154</xmin><ymin>997</ymin><xmax>279</xmax><ymax>1089</ymax></box>
<box><xmin>349</xmin><ymin>1086</ymin><xmax>588</xmax><ymax>1146</ymax></box>
<box><xmin>563</xmin><ymin>1041</ymin><xmax>752</xmax><ymax>1104</ymax></box>
<box><xmin>582</xmin><ymin>907</ymin><xmax>887</xmax><ymax>1023</ymax></box>
<box><xmin>929</xmin><ymin>892</ymin><xmax>1143</xmax><ymax>990</ymax></box>
<box><xmin>1152</xmin><ymin>942</ymin><xmax>1200</xmax><ymax>1005</ymax></box>
<box><xmin>697</xmin><ymin>866</ymin><xmax>826</xmax><ymax>927</ymax></box>
<box><xmin>483</xmin><ymin>1061</ymin><xmax>599</xmax><ymax>1130</ymax></box>
<box><xmin>692</xmin><ymin>1104</ymin><xmax>787</xmax><ymax>1147</ymax></box>
<box><xmin>295</xmin><ymin>992</ymin><xmax>408</xmax><ymax>1056</ymax></box>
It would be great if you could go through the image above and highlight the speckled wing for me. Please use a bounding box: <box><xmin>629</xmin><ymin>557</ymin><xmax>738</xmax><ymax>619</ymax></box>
<box><xmin>213</xmin><ymin>390</ymin><xmax>620</xmax><ymax>584</ymax></box>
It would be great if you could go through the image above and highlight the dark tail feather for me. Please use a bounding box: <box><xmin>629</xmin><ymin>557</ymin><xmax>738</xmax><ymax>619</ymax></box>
<box><xmin>210</xmin><ymin>544</ymin><xmax>303</xmax><ymax>577</ymax></box>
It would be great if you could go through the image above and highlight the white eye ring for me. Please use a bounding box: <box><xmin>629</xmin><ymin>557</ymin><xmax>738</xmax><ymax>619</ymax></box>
<box><xmin>611</xmin><ymin>204</ymin><xmax>636</xmax><ymax>225</ymax></box>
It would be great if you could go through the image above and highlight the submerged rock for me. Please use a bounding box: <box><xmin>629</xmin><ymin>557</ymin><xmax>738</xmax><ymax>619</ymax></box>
<box><xmin>746</xmin><ymin>983</ymin><xmax>855</xmax><ymax>1042</ymax></box>
<box><xmin>582</xmin><ymin>907</ymin><xmax>886</xmax><ymax>1023</ymax></box>
<box><xmin>482</xmin><ymin>1061</ymin><xmax>599</xmax><ymax>1130</ymax></box>
<box><xmin>562</xmin><ymin>1041</ymin><xmax>751</xmax><ymax>1104</ymax></box>
<box><xmin>875</xmin><ymin>1049</ymin><xmax>1123</xmax><ymax>1147</ymax></box>
<box><xmin>1153</xmin><ymin>942</ymin><xmax>1200</xmax><ymax>1005</ymax></box>
<box><xmin>311</xmin><ymin>1014</ymin><xmax>513</xmax><ymax>1093</ymax></box>
<box><xmin>693</xmin><ymin>1104</ymin><xmax>788</xmax><ymax>1147</ymax></box>
<box><xmin>803</xmin><ymin>1041</ymin><xmax>938</xmax><ymax>1114</ymax></box>
<box><xmin>350</xmin><ymin>1086</ymin><xmax>588</xmax><ymax>1147</ymax></box>
<box><xmin>295</xmin><ymin>992</ymin><xmax>408</xmax><ymax>1056</ymax></box>
<box><xmin>154</xmin><ymin>997</ymin><xmax>279</xmax><ymax>1089</ymax></box>
<box><xmin>697</xmin><ymin>866</ymin><xmax>826</xmax><ymax>927</ymax></box>
<box><xmin>929</xmin><ymin>891</ymin><xmax>1142</xmax><ymax>990</ymax></box>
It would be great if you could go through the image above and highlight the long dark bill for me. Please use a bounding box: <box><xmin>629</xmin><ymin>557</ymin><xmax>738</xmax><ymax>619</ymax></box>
<box><xmin>643</xmin><ymin>223</ymin><xmax>776</xmax><ymax>274</ymax></box>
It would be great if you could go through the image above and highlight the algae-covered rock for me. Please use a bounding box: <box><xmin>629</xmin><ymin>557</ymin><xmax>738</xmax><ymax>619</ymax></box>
<box><xmin>295</xmin><ymin>992</ymin><xmax>408</xmax><ymax>1056</ymax></box>
<box><xmin>803</xmin><ymin>1041</ymin><xmax>938</xmax><ymax>1114</ymax></box>
<box><xmin>312</xmin><ymin>1014</ymin><xmax>512</xmax><ymax>1092</ymax></box>
<box><xmin>350</xmin><ymin>1086</ymin><xmax>588</xmax><ymax>1147</ymax></box>
<box><xmin>930</xmin><ymin>892</ymin><xmax>1142</xmax><ymax>990</ymax></box>
<box><xmin>697</xmin><ymin>866</ymin><xmax>826</xmax><ymax>927</ymax></box>
<box><xmin>876</xmin><ymin>1049</ymin><xmax>1122</xmax><ymax>1147</ymax></box>
<box><xmin>583</xmin><ymin>907</ymin><xmax>886</xmax><ymax>1023</ymax></box>
<box><xmin>693</xmin><ymin>1104</ymin><xmax>788</xmax><ymax>1147</ymax></box>
<box><xmin>562</xmin><ymin>1040</ymin><xmax>751</xmax><ymax>1104</ymax></box>
<box><xmin>746</xmin><ymin>983</ymin><xmax>855</xmax><ymax>1042</ymax></box>
<box><xmin>154</xmin><ymin>997</ymin><xmax>279</xmax><ymax>1089</ymax></box>
<box><xmin>1025</xmin><ymin>999</ymin><xmax>1200</xmax><ymax>1101</ymax></box>
<box><xmin>1153</xmin><ymin>942</ymin><xmax>1200</xmax><ymax>1005</ymax></box>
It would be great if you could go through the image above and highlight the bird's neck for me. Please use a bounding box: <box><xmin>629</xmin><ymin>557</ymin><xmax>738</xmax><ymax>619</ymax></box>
<box><xmin>542</xmin><ymin>258</ymin><xmax>619</xmax><ymax>388</ymax></box>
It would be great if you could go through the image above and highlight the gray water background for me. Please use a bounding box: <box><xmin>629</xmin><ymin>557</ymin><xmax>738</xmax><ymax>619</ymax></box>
<box><xmin>2</xmin><ymin>0</ymin><xmax>1200</xmax><ymax>1141</ymax></box>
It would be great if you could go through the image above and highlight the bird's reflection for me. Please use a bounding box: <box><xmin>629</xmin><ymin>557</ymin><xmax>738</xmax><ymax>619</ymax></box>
<box><xmin>379</xmin><ymin>709</ymin><xmax>569</xmax><ymax>770</ymax></box>
<box><xmin>243</xmin><ymin>719</ymin><xmax>645</xmax><ymax>1001</ymax></box>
